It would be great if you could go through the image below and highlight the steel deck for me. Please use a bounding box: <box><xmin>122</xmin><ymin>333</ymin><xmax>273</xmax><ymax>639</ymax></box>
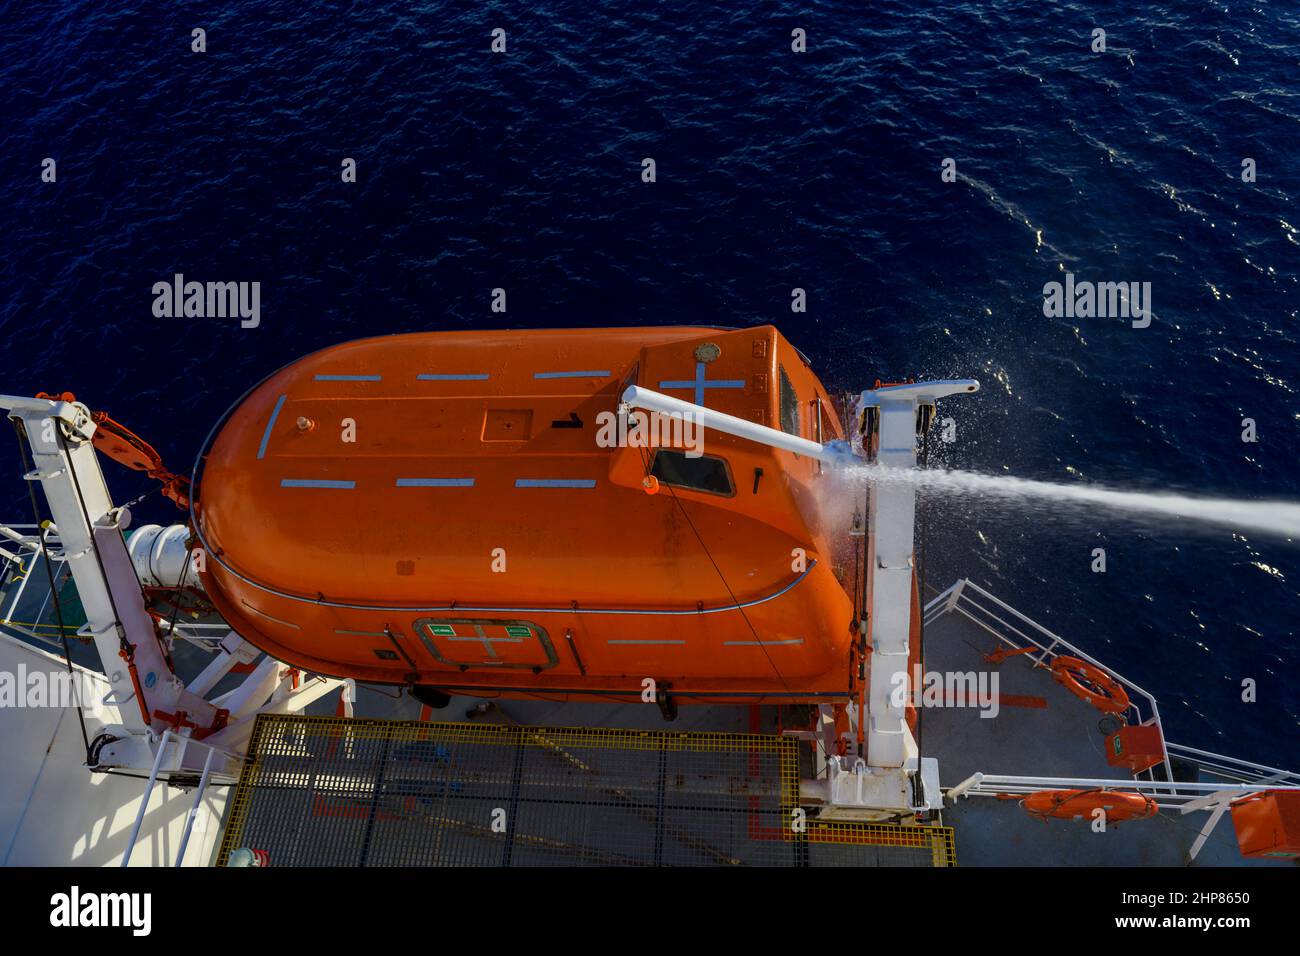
<box><xmin>218</xmin><ymin>714</ymin><xmax>955</xmax><ymax>867</ymax></box>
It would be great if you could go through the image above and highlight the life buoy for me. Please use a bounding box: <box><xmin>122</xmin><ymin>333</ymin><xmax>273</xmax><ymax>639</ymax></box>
<box><xmin>1020</xmin><ymin>788</ymin><xmax>1157</xmax><ymax>822</ymax></box>
<box><xmin>1050</xmin><ymin>655</ymin><xmax>1130</xmax><ymax>714</ymax></box>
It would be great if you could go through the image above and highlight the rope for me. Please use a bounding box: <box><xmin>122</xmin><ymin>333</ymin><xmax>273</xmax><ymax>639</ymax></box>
<box><xmin>118</xmin><ymin>486</ymin><xmax>159</xmax><ymax>511</ymax></box>
<box><xmin>636</xmin><ymin>444</ymin><xmax>792</xmax><ymax>695</ymax></box>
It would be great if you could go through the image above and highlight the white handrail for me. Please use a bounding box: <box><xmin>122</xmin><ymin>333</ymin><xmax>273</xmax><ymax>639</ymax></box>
<box><xmin>957</xmin><ymin>772</ymin><xmax>1300</xmax><ymax>811</ymax></box>
<box><xmin>926</xmin><ymin>578</ymin><xmax>1172</xmax><ymax>782</ymax></box>
<box><xmin>121</xmin><ymin>730</ymin><xmax>172</xmax><ymax>867</ymax></box>
<box><xmin>927</xmin><ymin>579</ymin><xmax>1300</xmax><ymax>792</ymax></box>
<box><xmin>174</xmin><ymin>747</ymin><xmax>216</xmax><ymax>867</ymax></box>
<box><xmin>973</xmin><ymin>774</ymin><xmax>1300</xmax><ymax>793</ymax></box>
<box><xmin>1165</xmin><ymin>742</ymin><xmax>1300</xmax><ymax>786</ymax></box>
<box><xmin>119</xmin><ymin>732</ymin><xmax>243</xmax><ymax>868</ymax></box>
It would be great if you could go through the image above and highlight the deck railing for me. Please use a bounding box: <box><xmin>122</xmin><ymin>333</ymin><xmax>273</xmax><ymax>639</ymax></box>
<box><xmin>948</xmin><ymin>771</ymin><xmax>1300</xmax><ymax>811</ymax></box>
<box><xmin>925</xmin><ymin>578</ymin><xmax>1175</xmax><ymax>783</ymax></box>
<box><xmin>2</xmin><ymin>521</ymin><xmax>233</xmax><ymax>653</ymax></box>
<box><xmin>0</xmin><ymin>523</ymin><xmax>72</xmax><ymax>650</ymax></box>
<box><xmin>120</xmin><ymin>728</ymin><xmax>245</xmax><ymax>867</ymax></box>
<box><xmin>1164</xmin><ymin>741</ymin><xmax>1300</xmax><ymax>788</ymax></box>
<box><xmin>926</xmin><ymin>579</ymin><xmax>1300</xmax><ymax>796</ymax></box>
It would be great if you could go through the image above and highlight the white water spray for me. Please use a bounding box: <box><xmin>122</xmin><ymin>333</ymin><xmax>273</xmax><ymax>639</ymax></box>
<box><xmin>842</xmin><ymin>463</ymin><xmax>1300</xmax><ymax>540</ymax></box>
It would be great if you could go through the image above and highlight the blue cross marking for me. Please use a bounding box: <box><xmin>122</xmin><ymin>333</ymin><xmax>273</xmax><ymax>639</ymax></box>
<box><xmin>658</xmin><ymin>362</ymin><xmax>745</xmax><ymax>407</ymax></box>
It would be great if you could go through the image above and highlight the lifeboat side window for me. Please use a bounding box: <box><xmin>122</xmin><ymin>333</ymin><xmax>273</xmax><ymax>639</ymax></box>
<box><xmin>778</xmin><ymin>364</ymin><xmax>800</xmax><ymax>436</ymax></box>
<box><xmin>650</xmin><ymin>450</ymin><xmax>734</xmax><ymax>496</ymax></box>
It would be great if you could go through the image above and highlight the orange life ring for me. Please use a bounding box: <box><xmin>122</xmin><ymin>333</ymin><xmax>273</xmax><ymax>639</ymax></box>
<box><xmin>1021</xmin><ymin>788</ymin><xmax>1157</xmax><ymax>822</ymax></box>
<box><xmin>1050</xmin><ymin>655</ymin><xmax>1130</xmax><ymax>714</ymax></box>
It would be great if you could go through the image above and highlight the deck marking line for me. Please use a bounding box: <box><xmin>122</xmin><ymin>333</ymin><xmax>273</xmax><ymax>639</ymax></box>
<box><xmin>942</xmin><ymin>693</ymin><xmax>1047</xmax><ymax>709</ymax></box>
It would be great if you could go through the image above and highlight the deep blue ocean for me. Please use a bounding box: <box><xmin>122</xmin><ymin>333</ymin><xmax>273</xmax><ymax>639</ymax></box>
<box><xmin>1</xmin><ymin>1</ymin><xmax>1296</xmax><ymax>763</ymax></box>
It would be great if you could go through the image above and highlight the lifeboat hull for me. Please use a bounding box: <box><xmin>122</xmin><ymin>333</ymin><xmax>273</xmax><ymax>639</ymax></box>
<box><xmin>194</xmin><ymin>326</ymin><xmax>870</xmax><ymax>704</ymax></box>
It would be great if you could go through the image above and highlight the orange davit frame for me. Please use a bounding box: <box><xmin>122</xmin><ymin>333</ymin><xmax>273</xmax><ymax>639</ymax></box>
<box><xmin>192</xmin><ymin>325</ymin><xmax>908</xmax><ymax>705</ymax></box>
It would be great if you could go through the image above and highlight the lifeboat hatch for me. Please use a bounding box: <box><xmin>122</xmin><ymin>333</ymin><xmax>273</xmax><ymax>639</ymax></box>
<box><xmin>481</xmin><ymin>408</ymin><xmax>533</xmax><ymax>442</ymax></box>
<box><xmin>414</xmin><ymin>618</ymin><xmax>559</xmax><ymax>670</ymax></box>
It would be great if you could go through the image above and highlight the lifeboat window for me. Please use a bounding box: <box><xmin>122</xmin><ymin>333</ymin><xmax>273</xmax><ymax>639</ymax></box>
<box><xmin>650</xmin><ymin>450</ymin><xmax>734</xmax><ymax>496</ymax></box>
<box><xmin>778</xmin><ymin>365</ymin><xmax>800</xmax><ymax>436</ymax></box>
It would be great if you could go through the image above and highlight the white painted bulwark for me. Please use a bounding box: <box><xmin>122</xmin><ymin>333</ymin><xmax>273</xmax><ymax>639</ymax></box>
<box><xmin>0</xmin><ymin>634</ymin><xmax>228</xmax><ymax>866</ymax></box>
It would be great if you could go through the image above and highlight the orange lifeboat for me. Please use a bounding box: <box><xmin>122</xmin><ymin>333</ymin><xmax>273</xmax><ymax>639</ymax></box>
<box><xmin>193</xmin><ymin>325</ymin><xmax>889</xmax><ymax>705</ymax></box>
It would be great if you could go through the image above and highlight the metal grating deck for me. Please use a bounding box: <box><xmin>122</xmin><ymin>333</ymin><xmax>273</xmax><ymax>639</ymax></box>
<box><xmin>217</xmin><ymin>714</ymin><xmax>955</xmax><ymax>867</ymax></box>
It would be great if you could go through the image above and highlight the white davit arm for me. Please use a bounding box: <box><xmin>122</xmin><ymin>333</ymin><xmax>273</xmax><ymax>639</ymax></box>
<box><xmin>620</xmin><ymin>385</ymin><xmax>840</xmax><ymax>461</ymax></box>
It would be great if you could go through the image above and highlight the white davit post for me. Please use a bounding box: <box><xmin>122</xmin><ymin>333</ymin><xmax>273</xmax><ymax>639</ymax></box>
<box><xmin>856</xmin><ymin>381</ymin><xmax>978</xmax><ymax>809</ymax></box>
<box><xmin>0</xmin><ymin>395</ymin><xmax>221</xmax><ymax>741</ymax></box>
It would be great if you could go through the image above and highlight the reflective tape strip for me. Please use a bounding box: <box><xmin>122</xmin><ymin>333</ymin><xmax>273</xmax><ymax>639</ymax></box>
<box><xmin>534</xmin><ymin>370</ymin><xmax>611</xmax><ymax>379</ymax></box>
<box><xmin>657</xmin><ymin>380</ymin><xmax>745</xmax><ymax>389</ymax></box>
<box><xmin>256</xmin><ymin>394</ymin><xmax>287</xmax><ymax>460</ymax></box>
<box><xmin>514</xmin><ymin>479</ymin><xmax>597</xmax><ymax>489</ymax></box>
<box><xmin>396</xmin><ymin>478</ymin><xmax>475</xmax><ymax>488</ymax></box>
<box><xmin>417</xmin><ymin>373</ymin><xmax>489</xmax><ymax>381</ymax></box>
<box><xmin>607</xmin><ymin>639</ymin><xmax>686</xmax><ymax>645</ymax></box>
<box><xmin>241</xmin><ymin>600</ymin><xmax>301</xmax><ymax>629</ymax></box>
<box><xmin>313</xmin><ymin>374</ymin><xmax>382</xmax><ymax>381</ymax></box>
<box><xmin>280</xmin><ymin>479</ymin><xmax>356</xmax><ymax>489</ymax></box>
<box><xmin>723</xmin><ymin>638</ymin><xmax>805</xmax><ymax>646</ymax></box>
